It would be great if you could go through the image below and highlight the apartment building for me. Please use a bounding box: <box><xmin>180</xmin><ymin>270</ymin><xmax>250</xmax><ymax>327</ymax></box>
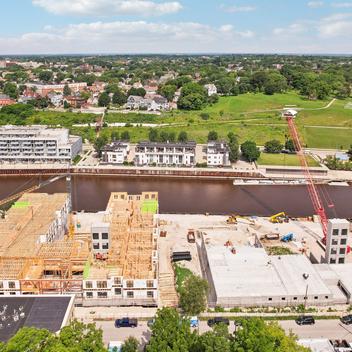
<box><xmin>26</xmin><ymin>82</ymin><xmax>87</xmax><ymax>97</ymax></box>
<box><xmin>207</xmin><ymin>141</ymin><xmax>230</xmax><ymax>167</ymax></box>
<box><xmin>0</xmin><ymin>126</ymin><xmax>82</xmax><ymax>163</ymax></box>
<box><xmin>135</xmin><ymin>141</ymin><xmax>196</xmax><ymax>167</ymax></box>
<box><xmin>101</xmin><ymin>141</ymin><xmax>130</xmax><ymax>164</ymax></box>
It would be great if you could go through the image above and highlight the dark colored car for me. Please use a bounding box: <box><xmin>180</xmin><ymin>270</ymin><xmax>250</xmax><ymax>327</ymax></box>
<box><xmin>340</xmin><ymin>315</ymin><xmax>352</xmax><ymax>325</ymax></box>
<box><xmin>114</xmin><ymin>318</ymin><xmax>138</xmax><ymax>328</ymax></box>
<box><xmin>207</xmin><ymin>317</ymin><xmax>230</xmax><ymax>327</ymax></box>
<box><xmin>295</xmin><ymin>315</ymin><xmax>315</xmax><ymax>325</ymax></box>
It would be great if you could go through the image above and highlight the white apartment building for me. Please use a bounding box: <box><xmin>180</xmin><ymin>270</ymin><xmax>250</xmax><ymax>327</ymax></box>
<box><xmin>204</xmin><ymin>84</ymin><xmax>218</xmax><ymax>96</ymax></box>
<box><xmin>101</xmin><ymin>141</ymin><xmax>130</xmax><ymax>164</ymax></box>
<box><xmin>135</xmin><ymin>141</ymin><xmax>196</xmax><ymax>167</ymax></box>
<box><xmin>0</xmin><ymin>126</ymin><xmax>82</xmax><ymax>163</ymax></box>
<box><xmin>207</xmin><ymin>141</ymin><xmax>230</xmax><ymax>167</ymax></box>
<box><xmin>325</xmin><ymin>219</ymin><xmax>350</xmax><ymax>265</ymax></box>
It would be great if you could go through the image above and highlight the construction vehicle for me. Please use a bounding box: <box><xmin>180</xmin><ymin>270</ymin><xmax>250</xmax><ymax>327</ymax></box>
<box><xmin>270</xmin><ymin>212</ymin><xmax>288</xmax><ymax>224</ymax></box>
<box><xmin>281</xmin><ymin>233</ymin><xmax>294</xmax><ymax>242</ymax></box>
<box><xmin>227</xmin><ymin>215</ymin><xmax>238</xmax><ymax>224</ymax></box>
<box><xmin>187</xmin><ymin>230</ymin><xmax>195</xmax><ymax>243</ymax></box>
<box><xmin>284</xmin><ymin>110</ymin><xmax>331</xmax><ymax>244</ymax></box>
<box><xmin>264</xmin><ymin>233</ymin><xmax>280</xmax><ymax>241</ymax></box>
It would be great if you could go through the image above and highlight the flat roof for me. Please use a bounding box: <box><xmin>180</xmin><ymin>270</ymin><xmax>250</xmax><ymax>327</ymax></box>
<box><xmin>329</xmin><ymin>264</ymin><xmax>352</xmax><ymax>295</ymax></box>
<box><xmin>298</xmin><ymin>339</ymin><xmax>334</xmax><ymax>352</ymax></box>
<box><xmin>205</xmin><ymin>245</ymin><xmax>331</xmax><ymax>299</ymax></box>
<box><xmin>0</xmin><ymin>295</ymin><xmax>74</xmax><ymax>342</ymax></box>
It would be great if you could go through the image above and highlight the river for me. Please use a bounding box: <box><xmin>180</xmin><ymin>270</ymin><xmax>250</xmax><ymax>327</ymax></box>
<box><xmin>0</xmin><ymin>175</ymin><xmax>351</xmax><ymax>218</ymax></box>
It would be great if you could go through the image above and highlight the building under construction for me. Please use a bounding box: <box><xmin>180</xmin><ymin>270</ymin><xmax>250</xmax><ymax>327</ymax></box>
<box><xmin>0</xmin><ymin>192</ymin><xmax>159</xmax><ymax>307</ymax></box>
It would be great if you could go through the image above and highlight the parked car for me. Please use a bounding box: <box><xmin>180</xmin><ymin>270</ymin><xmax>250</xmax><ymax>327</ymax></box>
<box><xmin>147</xmin><ymin>318</ymin><xmax>155</xmax><ymax>328</ymax></box>
<box><xmin>295</xmin><ymin>315</ymin><xmax>315</xmax><ymax>325</ymax></box>
<box><xmin>207</xmin><ymin>317</ymin><xmax>230</xmax><ymax>327</ymax></box>
<box><xmin>114</xmin><ymin>318</ymin><xmax>138</xmax><ymax>328</ymax></box>
<box><xmin>340</xmin><ymin>315</ymin><xmax>352</xmax><ymax>325</ymax></box>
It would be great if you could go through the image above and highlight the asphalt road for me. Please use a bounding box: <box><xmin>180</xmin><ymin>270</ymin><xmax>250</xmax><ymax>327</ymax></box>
<box><xmin>97</xmin><ymin>319</ymin><xmax>352</xmax><ymax>346</ymax></box>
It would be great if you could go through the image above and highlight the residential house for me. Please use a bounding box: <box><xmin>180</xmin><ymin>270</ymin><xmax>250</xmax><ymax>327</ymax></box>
<box><xmin>207</xmin><ymin>141</ymin><xmax>231</xmax><ymax>167</ymax></box>
<box><xmin>101</xmin><ymin>141</ymin><xmax>130</xmax><ymax>164</ymax></box>
<box><xmin>0</xmin><ymin>94</ymin><xmax>15</xmax><ymax>107</ymax></box>
<box><xmin>135</xmin><ymin>141</ymin><xmax>196</xmax><ymax>167</ymax></box>
<box><xmin>204</xmin><ymin>84</ymin><xmax>218</xmax><ymax>96</ymax></box>
<box><xmin>48</xmin><ymin>92</ymin><xmax>63</xmax><ymax>107</ymax></box>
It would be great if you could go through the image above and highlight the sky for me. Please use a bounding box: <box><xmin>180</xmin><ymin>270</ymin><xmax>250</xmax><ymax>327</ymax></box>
<box><xmin>0</xmin><ymin>0</ymin><xmax>351</xmax><ymax>55</ymax></box>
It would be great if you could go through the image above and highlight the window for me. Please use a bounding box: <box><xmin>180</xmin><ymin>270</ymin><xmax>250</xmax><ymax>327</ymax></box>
<box><xmin>93</xmin><ymin>243</ymin><xmax>100</xmax><ymax>250</ymax></box>
<box><xmin>325</xmin><ymin>296</ymin><xmax>329</xmax><ymax>299</ymax></box>
<box><xmin>85</xmin><ymin>281</ymin><xmax>93</xmax><ymax>289</ymax></box>
<box><xmin>126</xmin><ymin>280</ymin><xmax>134</xmax><ymax>288</ymax></box>
<box><xmin>333</xmin><ymin>229</ymin><xmax>339</xmax><ymax>236</ymax></box>
<box><xmin>330</xmin><ymin>259</ymin><xmax>336</xmax><ymax>264</ymax></box>
<box><xmin>147</xmin><ymin>291</ymin><xmax>154</xmax><ymax>298</ymax></box>
<box><xmin>10</xmin><ymin>292</ymin><xmax>16</xmax><ymax>295</ymax></box>
<box><xmin>293</xmin><ymin>297</ymin><xmax>297</xmax><ymax>300</ymax></box>
<box><xmin>102</xmin><ymin>233</ymin><xmax>109</xmax><ymax>240</ymax></box>
<box><xmin>340</xmin><ymin>248</ymin><xmax>346</xmax><ymax>255</ymax></box>
<box><xmin>127</xmin><ymin>291</ymin><xmax>134</xmax><ymax>298</ymax></box>
<box><xmin>92</xmin><ymin>233</ymin><xmax>99</xmax><ymax>240</ymax></box>
<box><xmin>332</xmin><ymin>239</ymin><xmax>338</xmax><ymax>246</ymax></box>
<box><xmin>314</xmin><ymin>296</ymin><xmax>318</xmax><ymax>300</ymax></box>
<box><xmin>114</xmin><ymin>288</ymin><xmax>121</xmax><ymax>295</ymax></box>
<box><xmin>281</xmin><ymin>297</ymin><xmax>286</xmax><ymax>301</ymax></box>
<box><xmin>102</xmin><ymin>243</ymin><xmax>109</xmax><ymax>250</ymax></box>
<box><xmin>97</xmin><ymin>292</ymin><xmax>108</xmax><ymax>298</ymax></box>
<box><xmin>8</xmin><ymin>282</ymin><xmax>16</xmax><ymax>289</ymax></box>
<box><xmin>0</xmin><ymin>282</ymin><xmax>3</xmax><ymax>289</ymax></box>
<box><xmin>331</xmin><ymin>249</ymin><xmax>337</xmax><ymax>255</ymax></box>
<box><xmin>341</xmin><ymin>239</ymin><xmax>347</xmax><ymax>245</ymax></box>
<box><xmin>114</xmin><ymin>277</ymin><xmax>122</xmax><ymax>286</ymax></box>
<box><xmin>268</xmin><ymin>298</ymin><xmax>272</xmax><ymax>301</ymax></box>
<box><xmin>339</xmin><ymin>258</ymin><xmax>345</xmax><ymax>264</ymax></box>
<box><xmin>97</xmin><ymin>281</ymin><xmax>107</xmax><ymax>289</ymax></box>
<box><xmin>147</xmin><ymin>280</ymin><xmax>154</xmax><ymax>288</ymax></box>
<box><xmin>86</xmin><ymin>292</ymin><xmax>93</xmax><ymax>298</ymax></box>
<box><xmin>342</xmin><ymin>229</ymin><xmax>348</xmax><ymax>236</ymax></box>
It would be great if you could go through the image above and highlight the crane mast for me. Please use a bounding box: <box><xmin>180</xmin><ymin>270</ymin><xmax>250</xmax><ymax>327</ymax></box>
<box><xmin>285</xmin><ymin>114</ymin><xmax>328</xmax><ymax>242</ymax></box>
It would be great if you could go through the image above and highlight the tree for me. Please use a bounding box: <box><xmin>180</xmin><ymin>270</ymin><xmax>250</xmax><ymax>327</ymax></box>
<box><xmin>264</xmin><ymin>140</ymin><xmax>283</xmax><ymax>154</ymax></box>
<box><xmin>228</xmin><ymin>132</ymin><xmax>239</xmax><ymax>163</ymax></box>
<box><xmin>112</xmin><ymin>90</ymin><xmax>127</xmax><ymax>106</ymax></box>
<box><xmin>178</xmin><ymin>83</ymin><xmax>208</xmax><ymax>110</ymax></box>
<box><xmin>149</xmin><ymin>129</ymin><xmax>159</xmax><ymax>142</ymax></box>
<box><xmin>38</xmin><ymin>70</ymin><xmax>53</xmax><ymax>83</ymax></box>
<box><xmin>63</xmin><ymin>84</ymin><xmax>71</xmax><ymax>97</ymax></box>
<box><xmin>98</xmin><ymin>92</ymin><xmax>111</xmax><ymax>107</ymax></box>
<box><xmin>3</xmin><ymin>82</ymin><xmax>19</xmax><ymax>99</ymax></box>
<box><xmin>128</xmin><ymin>87</ymin><xmax>146</xmax><ymax>97</ymax></box>
<box><xmin>348</xmin><ymin>145</ymin><xmax>352</xmax><ymax>160</ymax></box>
<box><xmin>121</xmin><ymin>337</ymin><xmax>139</xmax><ymax>352</ymax></box>
<box><xmin>63</xmin><ymin>100</ymin><xmax>70</xmax><ymax>109</ymax></box>
<box><xmin>146</xmin><ymin>308</ymin><xmax>196</xmax><ymax>352</ymax></box>
<box><xmin>179</xmin><ymin>275</ymin><xmax>208</xmax><ymax>315</ymax></box>
<box><xmin>178</xmin><ymin>131</ymin><xmax>188</xmax><ymax>142</ymax></box>
<box><xmin>158</xmin><ymin>84</ymin><xmax>177</xmax><ymax>102</ymax></box>
<box><xmin>121</xmin><ymin>131</ymin><xmax>130</xmax><ymax>141</ymax></box>
<box><xmin>208</xmin><ymin>131</ymin><xmax>218</xmax><ymax>141</ymax></box>
<box><xmin>285</xmin><ymin>139</ymin><xmax>296</xmax><ymax>152</ymax></box>
<box><xmin>111</xmin><ymin>131</ymin><xmax>120</xmax><ymax>141</ymax></box>
<box><xmin>94</xmin><ymin>135</ymin><xmax>108</xmax><ymax>156</ymax></box>
<box><xmin>241</xmin><ymin>141</ymin><xmax>261</xmax><ymax>162</ymax></box>
<box><xmin>232</xmin><ymin>318</ymin><xmax>309</xmax><ymax>352</ymax></box>
<box><xmin>191</xmin><ymin>324</ymin><xmax>231</xmax><ymax>352</ymax></box>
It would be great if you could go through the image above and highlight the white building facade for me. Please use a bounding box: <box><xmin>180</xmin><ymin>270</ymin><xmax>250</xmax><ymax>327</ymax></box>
<box><xmin>0</xmin><ymin>126</ymin><xmax>82</xmax><ymax>163</ymax></box>
<box><xmin>207</xmin><ymin>141</ymin><xmax>230</xmax><ymax>167</ymax></box>
<box><xmin>101</xmin><ymin>141</ymin><xmax>130</xmax><ymax>164</ymax></box>
<box><xmin>135</xmin><ymin>141</ymin><xmax>196</xmax><ymax>167</ymax></box>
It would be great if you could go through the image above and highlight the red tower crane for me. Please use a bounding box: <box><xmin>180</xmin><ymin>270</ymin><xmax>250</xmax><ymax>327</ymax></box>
<box><xmin>284</xmin><ymin>110</ymin><xmax>329</xmax><ymax>243</ymax></box>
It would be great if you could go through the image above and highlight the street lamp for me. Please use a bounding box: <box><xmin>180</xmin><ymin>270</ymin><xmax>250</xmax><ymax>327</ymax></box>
<box><xmin>303</xmin><ymin>273</ymin><xmax>310</xmax><ymax>314</ymax></box>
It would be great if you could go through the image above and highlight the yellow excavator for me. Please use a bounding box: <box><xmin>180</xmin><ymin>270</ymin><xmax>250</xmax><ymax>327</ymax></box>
<box><xmin>227</xmin><ymin>215</ymin><xmax>238</xmax><ymax>224</ymax></box>
<box><xmin>269</xmin><ymin>212</ymin><xmax>288</xmax><ymax>224</ymax></box>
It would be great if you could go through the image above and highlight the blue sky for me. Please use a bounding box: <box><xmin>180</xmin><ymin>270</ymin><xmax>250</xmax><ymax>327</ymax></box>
<box><xmin>0</xmin><ymin>0</ymin><xmax>351</xmax><ymax>54</ymax></box>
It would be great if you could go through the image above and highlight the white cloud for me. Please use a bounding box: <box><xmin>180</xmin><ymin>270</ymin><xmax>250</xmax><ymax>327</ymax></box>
<box><xmin>307</xmin><ymin>1</ymin><xmax>324</xmax><ymax>8</ymax></box>
<box><xmin>220</xmin><ymin>4</ymin><xmax>256</xmax><ymax>13</ymax></box>
<box><xmin>32</xmin><ymin>0</ymin><xmax>183</xmax><ymax>16</ymax></box>
<box><xmin>318</xmin><ymin>13</ymin><xmax>352</xmax><ymax>36</ymax></box>
<box><xmin>332</xmin><ymin>2</ymin><xmax>352</xmax><ymax>8</ymax></box>
<box><xmin>273</xmin><ymin>23</ymin><xmax>307</xmax><ymax>36</ymax></box>
<box><xmin>0</xmin><ymin>20</ymin><xmax>255</xmax><ymax>54</ymax></box>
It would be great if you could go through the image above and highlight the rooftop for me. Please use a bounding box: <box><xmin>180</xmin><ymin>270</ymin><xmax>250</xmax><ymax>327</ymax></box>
<box><xmin>137</xmin><ymin>141</ymin><xmax>197</xmax><ymax>148</ymax></box>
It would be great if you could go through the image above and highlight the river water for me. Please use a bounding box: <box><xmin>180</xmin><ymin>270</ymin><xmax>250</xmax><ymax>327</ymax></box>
<box><xmin>0</xmin><ymin>175</ymin><xmax>351</xmax><ymax>218</ymax></box>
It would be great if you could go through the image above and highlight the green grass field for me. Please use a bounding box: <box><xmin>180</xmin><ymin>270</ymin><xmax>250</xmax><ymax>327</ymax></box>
<box><xmin>257</xmin><ymin>153</ymin><xmax>320</xmax><ymax>167</ymax></box>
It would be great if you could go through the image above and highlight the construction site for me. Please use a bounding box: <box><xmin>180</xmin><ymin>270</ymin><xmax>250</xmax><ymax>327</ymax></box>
<box><xmin>0</xmin><ymin>191</ymin><xmax>159</xmax><ymax>307</ymax></box>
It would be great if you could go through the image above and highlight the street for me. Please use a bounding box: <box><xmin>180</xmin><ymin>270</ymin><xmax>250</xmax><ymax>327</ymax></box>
<box><xmin>96</xmin><ymin>319</ymin><xmax>352</xmax><ymax>346</ymax></box>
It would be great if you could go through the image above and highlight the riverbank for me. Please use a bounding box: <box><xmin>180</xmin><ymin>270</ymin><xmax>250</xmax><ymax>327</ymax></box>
<box><xmin>1</xmin><ymin>163</ymin><xmax>352</xmax><ymax>182</ymax></box>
